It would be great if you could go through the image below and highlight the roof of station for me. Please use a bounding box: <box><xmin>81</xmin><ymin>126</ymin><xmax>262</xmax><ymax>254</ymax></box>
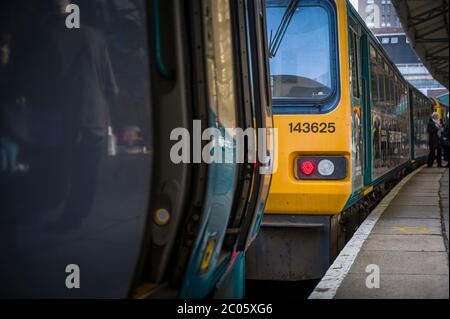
<box><xmin>392</xmin><ymin>0</ymin><xmax>449</xmax><ymax>89</ymax></box>
<box><xmin>437</xmin><ymin>93</ymin><xmax>449</xmax><ymax>106</ymax></box>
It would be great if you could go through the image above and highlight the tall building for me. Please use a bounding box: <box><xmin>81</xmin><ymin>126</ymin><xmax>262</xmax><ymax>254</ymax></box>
<box><xmin>358</xmin><ymin>0</ymin><xmax>402</xmax><ymax>33</ymax></box>
<box><xmin>358</xmin><ymin>0</ymin><xmax>448</xmax><ymax>97</ymax></box>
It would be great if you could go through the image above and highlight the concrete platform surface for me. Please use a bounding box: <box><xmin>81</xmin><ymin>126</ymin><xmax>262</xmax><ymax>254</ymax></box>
<box><xmin>310</xmin><ymin>167</ymin><xmax>449</xmax><ymax>299</ymax></box>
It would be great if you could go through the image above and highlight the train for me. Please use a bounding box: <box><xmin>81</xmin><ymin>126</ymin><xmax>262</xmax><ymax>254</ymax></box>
<box><xmin>0</xmin><ymin>0</ymin><xmax>273</xmax><ymax>298</ymax></box>
<box><xmin>246</xmin><ymin>0</ymin><xmax>436</xmax><ymax>281</ymax></box>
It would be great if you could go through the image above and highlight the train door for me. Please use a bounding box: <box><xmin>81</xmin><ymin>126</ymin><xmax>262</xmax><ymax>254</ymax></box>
<box><xmin>213</xmin><ymin>0</ymin><xmax>274</xmax><ymax>298</ymax></box>
<box><xmin>0</xmin><ymin>0</ymin><xmax>272</xmax><ymax>299</ymax></box>
<box><xmin>360</xmin><ymin>34</ymin><xmax>371</xmax><ymax>187</ymax></box>
<box><xmin>237</xmin><ymin>0</ymin><xmax>274</xmax><ymax>253</ymax></box>
<box><xmin>173</xmin><ymin>0</ymin><xmax>273</xmax><ymax>299</ymax></box>
<box><xmin>408</xmin><ymin>86</ymin><xmax>416</xmax><ymax>161</ymax></box>
<box><xmin>130</xmin><ymin>0</ymin><xmax>207</xmax><ymax>298</ymax></box>
<box><xmin>0</xmin><ymin>0</ymin><xmax>156</xmax><ymax>298</ymax></box>
<box><xmin>130</xmin><ymin>0</ymin><xmax>273</xmax><ymax>299</ymax></box>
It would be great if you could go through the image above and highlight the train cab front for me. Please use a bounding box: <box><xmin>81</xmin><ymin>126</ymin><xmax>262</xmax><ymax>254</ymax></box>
<box><xmin>246</xmin><ymin>0</ymin><xmax>355</xmax><ymax>281</ymax></box>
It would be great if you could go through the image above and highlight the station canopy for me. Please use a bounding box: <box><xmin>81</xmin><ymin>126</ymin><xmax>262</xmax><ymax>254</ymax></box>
<box><xmin>437</xmin><ymin>93</ymin><xmax>449</xmax><ymax>106</ymax></box>
<box><xmin>393</xmin><ymin>0</ymin><xmax>449</xmax><ymax>89</ymax></box>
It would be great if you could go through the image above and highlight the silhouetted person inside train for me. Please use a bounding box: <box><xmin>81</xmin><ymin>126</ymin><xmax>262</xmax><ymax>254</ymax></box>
<box><xmin>427</xmin><ymin>112</ymin><xmax>443</xmax><ymax>168</ymax></box>
<box><xmin>14</xmin><ymin>0</ymin><xmax>118</xmax><ymax>229</ymax></box>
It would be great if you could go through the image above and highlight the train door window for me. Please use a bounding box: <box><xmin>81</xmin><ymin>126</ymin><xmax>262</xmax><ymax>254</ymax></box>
<box><xmin>204</xmin><ymin>0</ymin><xmax>238</xmax><ymax>130</ymax></box>
<box><xmin>0</xmin><ymin>0</ymin><xmax>153</xmax><ymax>297</ymax></box>
<box><xmin>370</xmin><ymin>44</ymin><xmax>383</xmax><ymax>177</ymax></box>
<box><xmin>202</xmin><ymin>0</ymin><xmax>241</xmax><ymax>265</ymax></box>
<box><xmin>349</xmin><ymin>27</ymin><xmax>360</xmax><ymax>99</ymax></box>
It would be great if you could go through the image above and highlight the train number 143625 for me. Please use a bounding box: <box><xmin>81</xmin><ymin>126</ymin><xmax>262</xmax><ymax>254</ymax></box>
<box><xmin>288</xmin><ymin>122</ymin><xmax>336</xmax><ymax>134</ymax></box>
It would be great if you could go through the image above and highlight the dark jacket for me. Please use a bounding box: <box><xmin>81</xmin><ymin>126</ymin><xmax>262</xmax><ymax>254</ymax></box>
<box><xmin>0</xmin><ymin>65</ymin><xmax>14</xmax><ymax>136</ymax></box>
<box><xmin>15</xmin><ymin>15</ymin><xmax>118</xmax><ymax>142</ymax></box>
<box><xmin>427</xmin><ymin>119</ymin><xmax>440</xmax><ymax>148</ymax></box>
<box><xmin>442</xmin><ymin>122</ymin><xmax>449</xmax><ymax>147</ymax></box>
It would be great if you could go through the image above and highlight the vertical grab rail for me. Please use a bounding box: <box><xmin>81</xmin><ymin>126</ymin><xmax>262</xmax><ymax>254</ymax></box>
<box><xmin>152</xmin><ymin>0</ymin><xmax>174</xmax><ymax>80</ymax></box>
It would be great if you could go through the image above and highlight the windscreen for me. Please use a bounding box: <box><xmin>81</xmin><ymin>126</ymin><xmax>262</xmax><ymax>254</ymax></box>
<box><xmin>266</xmin><ymin>0</ymin><xmax>337</xmax><ymax>102</ymax></box>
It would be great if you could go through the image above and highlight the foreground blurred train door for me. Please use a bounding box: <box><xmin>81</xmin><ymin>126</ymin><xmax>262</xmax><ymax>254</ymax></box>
<box><xmin>134</xmin><ymin>0</ymin><xmax>274</xmax><ymax>299</ymax></box>
<box><xmin>171</xmin><ymin>0</ymin><xmax>274</xmax><ymax>298</ymax></box>
<box><xmin>0</xmin><ymin>0</ymin><xmax>272</xmax><ymax>298</ymax></box>
<box><xmin>0</xmin><ymin>0</ymin><xmax>158</xmax><ymax>298</ymax></box>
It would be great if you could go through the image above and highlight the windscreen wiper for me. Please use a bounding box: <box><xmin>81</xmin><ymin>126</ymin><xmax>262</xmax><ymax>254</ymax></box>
<box><xmin>268</xmin><ymin>0</ymin><xmax>300</xmax><ymax>58</ymax></box>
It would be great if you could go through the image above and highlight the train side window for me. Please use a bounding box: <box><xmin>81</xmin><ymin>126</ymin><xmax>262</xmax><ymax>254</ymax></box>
<box><xmin>377</xmin><ymin>55</ymin><xmax>385</xmax><ymax>104</ymax></box>
<box><xmin>385</xmin><ymin>66</ymin><xmax>391</xmax><ymax>108</ymax></box>
<box><xmin>389</xmin><ymin>69</ymin><xmax>394</xmax><ymax>108</ymax></box>
<box><xmin>394</xmin><ymin>76</ymin><xmax>399</xmax><ymax>108</ymax></box>
<box><xmin>369</xmin><ymin>44</ymin><xmax>378</xmax><ymax>103</ymax></box>
<box><xmin>386</xmin><ymin>64</ymin><xmax>393</xmax><ymax>109</ymax></box>
<box><xmin>382</xmin><ymin>60</ymin><xmax>389</xmax><ymax>107</ymax></box>
<box><xmin>394</xmin><ymin>80</ymin><xmax>399</xmax><ymax>109</ymax></box>
<box><xmin>349</xmin><ymin>29</ymin><xmax>360</xmax><ymax>99</ymax></box>
<box><xmin>384</xmin><ymin>61</ymin><xmax>390</xmax><ymax>106</ymax></box>
<box><xmin>399</xmin><ymin>79</ymin><xmax>403</xmax><ymax>108</ymax></box>
<box><xmin>388</xmin><ymin>69</ymin><xmax>394</xmax><ymax>109</ymax></box>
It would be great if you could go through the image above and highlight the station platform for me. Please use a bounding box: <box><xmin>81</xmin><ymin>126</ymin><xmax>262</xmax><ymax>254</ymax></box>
<box><xmin>310</xmin><ymin>167</ymin><xmax>449</xmax><ymax>299</ymax></box>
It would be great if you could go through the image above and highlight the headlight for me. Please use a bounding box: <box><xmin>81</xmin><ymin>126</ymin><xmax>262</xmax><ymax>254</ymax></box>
<box><xmin>318</xmin><ymin>159</ymin><xmax>335</xmax><ymax>176</ymax></box>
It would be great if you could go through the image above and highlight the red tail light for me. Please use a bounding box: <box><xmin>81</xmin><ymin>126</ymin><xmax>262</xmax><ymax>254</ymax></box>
<box><xmin>300</xmin><ymin>161</ymin><xmax>316</xmax><ymax>175</ymax></box>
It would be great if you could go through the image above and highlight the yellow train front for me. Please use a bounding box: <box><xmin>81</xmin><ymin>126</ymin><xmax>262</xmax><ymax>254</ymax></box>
<box><xmin>247</xmin><ymin>0</ymin><xmax>433</xmax><ymax>281</ymax></box>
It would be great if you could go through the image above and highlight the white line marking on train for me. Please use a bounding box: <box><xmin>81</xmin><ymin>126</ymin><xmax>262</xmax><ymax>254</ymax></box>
<box><xmin>308</xmin><ymin>166</ymin><xmax>425</xmax><ymax>299</ymax></box>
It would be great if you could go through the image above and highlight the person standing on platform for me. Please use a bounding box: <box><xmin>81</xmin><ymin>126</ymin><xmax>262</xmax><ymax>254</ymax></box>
<box><xmin>442</xmin><ymin>114</ymin><xmax>449</xmax><ymax>168</ymax></box>
<box><xmin>427</xmin><ymin>112</ymin><xmax>443</xmax><ymax>168</ymax></box>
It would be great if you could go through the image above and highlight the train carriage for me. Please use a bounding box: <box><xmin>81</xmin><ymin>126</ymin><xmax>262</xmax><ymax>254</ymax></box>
<box><xmin>247</xmin><ymin>0</ymin><xmax>434</xmax><ymax>281</ymax></box>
